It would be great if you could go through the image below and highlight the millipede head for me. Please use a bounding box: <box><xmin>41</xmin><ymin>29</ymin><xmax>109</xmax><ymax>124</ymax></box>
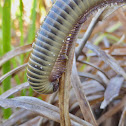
<box><xmin>52</xmin><ymin>80</ymin><xmax>59</xmax><ymax>92</ymax></box>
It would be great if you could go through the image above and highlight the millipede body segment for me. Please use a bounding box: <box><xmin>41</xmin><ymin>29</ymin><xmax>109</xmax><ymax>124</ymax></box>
<box><xmin>27</xmin><ymin>0</ymin><xmax>126</xmax><ymax>94</ymax></box>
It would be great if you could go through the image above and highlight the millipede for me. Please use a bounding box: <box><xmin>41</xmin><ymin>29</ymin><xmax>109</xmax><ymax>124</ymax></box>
<box><xmin>27</xmin><ymin>0</ymin><xmax>126</xmax><ymax>94</ymax></box>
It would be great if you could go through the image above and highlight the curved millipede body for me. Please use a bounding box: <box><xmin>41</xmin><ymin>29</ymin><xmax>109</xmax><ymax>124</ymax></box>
<box><xmin>27</xmin><ymin>0</ymin><xmax>126</xmax><ymax>94</ymax></box>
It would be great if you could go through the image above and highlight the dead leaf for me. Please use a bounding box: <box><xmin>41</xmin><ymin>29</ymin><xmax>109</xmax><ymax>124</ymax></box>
<box><xmin>101</xmin><ymin>76</ymin><xmax>124</xmax><ymax>109</ymax></box>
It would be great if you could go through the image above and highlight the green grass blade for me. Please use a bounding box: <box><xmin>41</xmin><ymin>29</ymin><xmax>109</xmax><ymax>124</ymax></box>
<box><xmin>27</xmin><ymin>0</ymin><xmax>37</xmax><ymax>43</ymax></box>
<box><xmin>2</xmin><ymin>0</ymin><xmax>11</xmax><ymax>91</ymax></box>
<box><xmin>0</xmin><ymin>2</ymin><xmax>2</xmax><ymax>56</ymax></box>
<box><xmin>19</xmin><ymin>0</ymin><xmax>26</xmax><ymax>88</ymax></box>
<box><xmin>19</xmin><ymin>0</ymin><xmax>24</xmax><ymax>63</ymax></box>
<box><xmin>2</xmin><ymin>0</ymin><xmax>12</xmax><ymax>119</ymax></box>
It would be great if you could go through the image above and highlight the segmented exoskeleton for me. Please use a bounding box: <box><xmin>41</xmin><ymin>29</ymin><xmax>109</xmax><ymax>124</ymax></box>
<box><xmin>27</xmin><ymin>0</ymin><xmax>126</xmax><ymax>94</ymax></box>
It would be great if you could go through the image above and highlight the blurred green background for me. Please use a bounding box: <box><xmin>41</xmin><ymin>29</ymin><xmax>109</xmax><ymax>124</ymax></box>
<box><xmin>0</xmin><ymin>0</ymin><xmax>51</xmax><ymax>119</ymax></box>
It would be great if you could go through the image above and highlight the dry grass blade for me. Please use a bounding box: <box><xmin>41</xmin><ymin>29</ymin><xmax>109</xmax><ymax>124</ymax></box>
<box><xmin>81</xmin><ymin>80</ymin><xmax>104</xmax><ymax>102</ymax></box>
<box><xmin>86</xmin><ymin>42</ymin><xmax>126</xmax><ymax>79</ymax></box>
<box><xmin>63</xmin><ymin>32</ymin><xmax>76</xmax><ymax>126</ymax></box>
<box><xmin>20</xmin><ymin>116</ymin><xmax>41</xmax><ymax>126</ymax></box>
<box><xmin>59</xmin><ymin>71</ymin><xmax>72</xmax><ymax>126</ymax></box>
<box><xmin>0</xmin><ymin>98</ymin><xmax>60</xmax><ymax>124</ymax></box>
<box><xmin>0</xmin><ymin>82</ymin><xmax>29</xmax><ymax>99</ymax></box>
<box><xmin>78</xmin><ymin>72</ymin><xmax>106</xmax><ymax>88</ymax></box>
<box><xmin>0</xmin><ymin>97</ymin><xmax>61</xmax><ymax>125</ymax></box>
<box><xmin>47</xmin><ymin>92</ymin><xmax>57</xmax><ymax>104</ymax></box>
<box><xmin>78</xmin><ymin>60</ymin><xmax>109</xmax><ymax>79</ymax></box>
<box><xmin>1</xmin><ymin>110</ymin><xmax>37</xmax><ymax>126</ymax></box>
<box><xmin>72</xmin><ymin>57</ymin><xmax>97</xmax><ymax>126</ymax></box>
<box><xmin>99</xmin><ymin>4</ymin><xmax>126</xmax><ymax>20</ymax></box>
<box><xmin>76</xmin><ymin>4</ymin><xmax>123</xmax><ymax>59</ymax></box>
<box><xmin>109</xmin><ymin>46</ymin><xmax>126</xmax><ymax>56</ymax></box>
<box><xmin>97</xmin><ymin>95</ymin><xmax>126</xmax><ymax>125</ymax></box>
<box><xmin>101</xmin><ymin>76</ymin><xmax>124</xmax><ymax>109</ymax></box>
<box><xmin>59</xmin><ymin>74</ymin><xmax>65</xmax><ymax>126</ymax></box>
<box><xmin>97</xmin><ymin>71</ymin><xmax>109</xmax><ymax>85</ymax></box>
<box><xmin>58</xmin><ymin>27</ymin><xmax>76</xmax><ymax>126</ymax></box>
<box><xmin>76</xmin><ymin>7</ymin><xmax>106</xmax><ymax>59</ymax></box>
<box><xmin>0</xmin><ymin>44</ymin><xmax>32</xmax><ymax>67</ymax></box>
<box><xmin>0</xmin><ymin>63</ymin><xmax>27</xmax><ymax>84</ymax></box>
<box><xmin>39</xmin><ymin>92</ymin><xmax>58</xmax><ymax>125</ymax></box>
<box><xmin>119</xmin><ymin>106</ymin><xmax>126</xmax><ymax>126</ymax></box>
<box><xmin>116</xmin><ymin>8</ymin><xmax>126</xmax><ymax>29</ymax></box>
<box><xmin>0</xmin><ymin>96</ymin><xmax>92</xmax><ymax>126</ymax></box>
